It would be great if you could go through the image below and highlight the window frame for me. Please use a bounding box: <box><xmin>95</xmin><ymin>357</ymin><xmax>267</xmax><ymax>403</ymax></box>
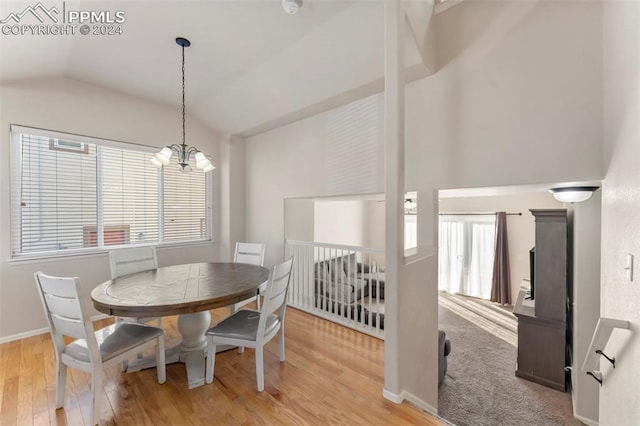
<box><xmin>9</xmin><ymin>124</ymin><xmax>214</xmax><ymax>261</ymax></box>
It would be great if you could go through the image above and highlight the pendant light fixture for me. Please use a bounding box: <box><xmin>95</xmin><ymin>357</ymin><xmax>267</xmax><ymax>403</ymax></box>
<box><xmin>150</xmin><ymin>37</ymin><xmax>214</xmax><ymax>173</ymax></box>
<box><xmin>549</xmin><ymin>186</ymin><xmax>599</xmax><ymax>203</ymax></box>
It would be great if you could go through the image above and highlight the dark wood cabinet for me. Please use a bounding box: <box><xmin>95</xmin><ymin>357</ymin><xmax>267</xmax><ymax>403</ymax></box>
<box><xmin>513</xmin><ymin>209</ymin><xmax>568</xmax><ymax>391</ymax></box>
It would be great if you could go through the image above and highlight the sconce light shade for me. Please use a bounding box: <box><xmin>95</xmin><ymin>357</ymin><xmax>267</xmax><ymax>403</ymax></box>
<box><xmin>549</xmin><ymin>186</ymin><xmax>599</xmax><ymax>203</ymax></box>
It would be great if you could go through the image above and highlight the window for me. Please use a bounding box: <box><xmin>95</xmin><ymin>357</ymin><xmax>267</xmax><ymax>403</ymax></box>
<box><xmin>10</xmin><ymin>125</ymin><xmax>212</xmax><ymax>259</ymax></box>
<box><xmin>438</xmin><ymin>215</ymin><xmax>496</xmax><ymax>299</ymax></box>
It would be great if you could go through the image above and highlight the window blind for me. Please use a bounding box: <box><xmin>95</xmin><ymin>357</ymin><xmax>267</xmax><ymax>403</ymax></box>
<box><xmin>163</xmin><ymin>155</ymin><xmax>209</xmax><ymax>242</ymax></box>
<box><xmin>100</xmin><ymin>146</ymin><xmax>159</xmax><ymax>246</ymax></box>
<box><xmin>10</xmin><ymin>126</ymin><xmax>212</xmax><ymax>259</ymax></box>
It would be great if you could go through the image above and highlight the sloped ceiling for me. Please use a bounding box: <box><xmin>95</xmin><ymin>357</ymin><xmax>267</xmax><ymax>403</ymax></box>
<box><xmin>0</xmin><ymin>0</ymin><xmax>429</xmax><ymax>136</ymax></box>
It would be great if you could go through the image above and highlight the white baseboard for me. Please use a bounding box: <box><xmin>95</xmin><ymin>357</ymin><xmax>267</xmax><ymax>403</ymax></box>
<box><xmin>402</xmin><ymin>391</ymin><xmax>439</xmax><ymax>417</ymax></box>
<box><xmin>571</xmin><ymin>368</ymin><xmax>599</xmax><ymax>426</ymax></box>
<box><xmin>0</xmin><ymin>326</ymin><xmax>49</xmax><ymax>344</ymax></box>
<box><xmin>382</xmin><ymin>388</ymin><xmax>404</xmax><ymax>404</ymax></box>
<box><xmin>0</xmin><ymin>313</ymin><xmax>111</xmax><ymax>345</ymax></box>
<box><xmin>574</xmin><ymin>414</ymin><xmax>598</xmax><ymax>426</ymax></box>
<box><xmin>382</xmin><ymin>388</ymin><xmax>439</xmax><ymax>418</ymax></box>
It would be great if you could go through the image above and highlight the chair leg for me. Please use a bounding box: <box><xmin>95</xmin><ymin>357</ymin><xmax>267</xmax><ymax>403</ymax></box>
<box><xmin>91</xmin><ymin>370</ymin><xmax>103</xmax><ymax>426</ymax></box>
<box><xmin>278</xmin><ymin>327</ymin><xmax>286</xmax><ymax>362</ymax></box>
<box><xmin>205</xmin><ymin>338</ymin><xmax>217</xmax><ymax>384</ymax></box>
<box><xmin>116</xmin><ymin>317</ymin><xmax>129</xmax><ymax>372</ymax></box>
<box><xmin>55</xmin><ymin>362</ymin><xmax>67</xmax><ymax>408</ymax></box>
<box><xmin>156</xmin><ymin>335</ymin><xmax>166</xmax><ymax>384</ymax></box>
<box><xmin>256</xmin><ymin>346</ymin><xmax>264</xmax><ymax>392</ymax></box>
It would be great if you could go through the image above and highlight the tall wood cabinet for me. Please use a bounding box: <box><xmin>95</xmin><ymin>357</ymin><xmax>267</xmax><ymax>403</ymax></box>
<box><xmin>513</xmin><ymin>209</ymin><xmax>569</xmax><ymax>391</ymax></box>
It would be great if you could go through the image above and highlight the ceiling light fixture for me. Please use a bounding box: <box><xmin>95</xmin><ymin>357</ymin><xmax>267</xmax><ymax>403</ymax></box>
<box><xmin>549</xmin><ymin>186</ymin><xmax>599</xmax><ymax>203</ymax></box>
<box><xmin>151</xmin><ymin>37</ymin><xmax>214</xmax><ymax>173</ymax></box>
<box><xmin>282</xmin><ymin>0</ymin><xmax>301</xmax><ymax>14</ymax></box>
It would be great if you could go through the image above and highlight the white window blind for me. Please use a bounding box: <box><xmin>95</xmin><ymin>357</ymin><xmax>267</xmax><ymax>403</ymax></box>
<box><xmin>163</xmin><ymin>156</ymin><xmax>208</xmax><ymax>242</ymax></box>
<box><xmin>10</xmin><ymin>126</ymin><xmax>212</xmax><ymax>259</ymax></box>
<box><xmin>101</xmin><ymin>146</ymin><xmax>159</xmax><ymax>246</ymax></box>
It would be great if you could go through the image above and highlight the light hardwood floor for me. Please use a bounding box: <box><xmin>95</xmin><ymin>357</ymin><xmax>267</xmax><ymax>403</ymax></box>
<box><xmin>0</xmin><ymin>307</ymin><xmax>443</xmax><ymax>425</ymax></box>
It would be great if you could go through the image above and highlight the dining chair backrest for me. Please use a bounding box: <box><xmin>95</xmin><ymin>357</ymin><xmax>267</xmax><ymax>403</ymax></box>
<box><xmin>233</xmin><ymin>242</ymin><xmax>265</xmax><ymax>266</ymax></box>
<box><xmin>109</xmin><ymin>246</ymin><xmax>158</xmax><ymax>279</ymax></box>
<box><xmin>34</xmin><ymin>272</ymin><xmax>100</xmax><ymax>360</ymax></box>
<box><xmin>259</xmin><ymin>257</ymin><xmax>294</xmax><ymax>332</ymax></box>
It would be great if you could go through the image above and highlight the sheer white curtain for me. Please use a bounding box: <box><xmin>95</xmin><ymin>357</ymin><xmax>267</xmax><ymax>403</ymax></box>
<box><xmin>438</xmin><ymin>215</ymin><xmax>496</xmax><ymax>299</ymax></box>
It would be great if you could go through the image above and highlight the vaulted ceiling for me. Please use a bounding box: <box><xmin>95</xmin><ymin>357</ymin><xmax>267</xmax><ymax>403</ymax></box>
<box><xmin>0</xmin><ymin>1</ymin><xmax>434</xmax><ymax>136</ymax></box>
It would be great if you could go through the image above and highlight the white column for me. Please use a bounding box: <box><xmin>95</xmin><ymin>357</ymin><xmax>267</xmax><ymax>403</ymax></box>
<box><xmin>383</xmin><ymin>0</ymin><xmax>405</xmax><ymax>400</ymax></box>
<box><xmin>219</xmin><ymin>134</ymin><xmax>233</xmax><ymax>261</ymax></box>
<box><xmin>219</xmin><ymin>134</ymin><xmax>247</xmax><ymax>261</ymax></box>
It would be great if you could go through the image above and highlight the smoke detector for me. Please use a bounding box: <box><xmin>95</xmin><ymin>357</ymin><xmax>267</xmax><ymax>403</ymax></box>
<box><xmin>282</xmin><ymin>0</ymin><xmax>301</xmax><ymax>14</ymax></box>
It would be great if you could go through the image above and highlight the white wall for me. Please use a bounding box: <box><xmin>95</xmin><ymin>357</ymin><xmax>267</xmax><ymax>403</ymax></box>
<box><xmin>601</xmin><ymin>3</ymin><xmax>640</xmax><ymax>424</ymax></box>
<box><xmin>0</xmin><ymin>77</ymin><xmax>221</xmax><ymax>340</ymax></box>
<box><xmin>314</xmin><ymin>200</ymin><xmax>365</xmax><ymax>247</ymax></box>
<box><xmin>439</xmin><ymin>193</ymin><xmax>563</xmax><ymax>304</ymax></box>
<box><xmin>246</xmin><ymin>95</ymin><xmax>383</xmax><ymax>268</ymax></box>
<box><xmin>283</xmin><ymin>198</ymin><xmax>315</xmax><ymax>243</ymax></box>
<box><xmin>401</xmin><ymin>1</ymin><xmax>603</xmax><ymax>408</ymax></box>
<box><xmin>364</xmin><ymin>200</ymin><xmax>385</xmax><ymax>250</ymax></box>
<box><xmin>245</xmin><ymin>0</ymin><xmax>603</xmax><ymax>411</ymax></box>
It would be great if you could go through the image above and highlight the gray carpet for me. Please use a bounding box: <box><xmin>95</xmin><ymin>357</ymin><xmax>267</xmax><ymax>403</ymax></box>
<box><xmin>438</xmin><ymin>302</ymin><xmax>582</xmax><ymax>426</ymax></box>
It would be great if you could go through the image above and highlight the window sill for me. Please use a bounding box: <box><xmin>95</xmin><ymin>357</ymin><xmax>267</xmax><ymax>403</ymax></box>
<box><xmin>8</xmin><ymin>239</ymin><xmax>217</xmax><ymax>265</ymax></box>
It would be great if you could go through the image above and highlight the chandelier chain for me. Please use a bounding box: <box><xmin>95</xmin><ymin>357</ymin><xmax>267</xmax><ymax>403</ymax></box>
<box><xmin>181</xmin><ymin>43</ymin><xmax>186</xmax><ymax>149</ymax></box>
<box><xmin>151</xmin><ymin>37</ymin><xmax>213</xmax><ymax>173</ymax></box>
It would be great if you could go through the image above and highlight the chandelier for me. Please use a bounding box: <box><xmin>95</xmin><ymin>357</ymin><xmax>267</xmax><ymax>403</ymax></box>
<box><xmin>150</xmin><ymin>37</ymin><xmax>214</xmax><ymax>173</ymax></box>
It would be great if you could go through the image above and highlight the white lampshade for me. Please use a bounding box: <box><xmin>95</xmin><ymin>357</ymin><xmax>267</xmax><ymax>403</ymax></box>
<box><xmin>196</xmin><ymin>153</ymin><xmax>211</xmax><ymax>170</ymax></box>
<box><xmin>155</xmin><ymin>147</ymin><xmax>173</xmax><ymax>165</ymax></box>
<box><xmin>549</xmin><ymin>186</ymin><xmax>599</xmax><ymax>203</ymax></box>
<box><xmin>202</xmin><ymin>163</ymin><xmax>215</xmax><ymax>173</ymax></box>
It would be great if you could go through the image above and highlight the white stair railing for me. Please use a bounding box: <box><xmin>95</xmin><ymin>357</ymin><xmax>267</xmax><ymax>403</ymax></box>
<box><xmin>285</xmin><ymin>240</ymin><xmax>386</xmax><ymax>338</ymax></box>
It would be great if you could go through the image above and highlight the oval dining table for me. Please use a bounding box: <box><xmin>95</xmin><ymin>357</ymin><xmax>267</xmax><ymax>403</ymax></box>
<box><xmin>91</xmin><ymin>262</ymin><xmax>270</xmax><ymax>389</ymax></box>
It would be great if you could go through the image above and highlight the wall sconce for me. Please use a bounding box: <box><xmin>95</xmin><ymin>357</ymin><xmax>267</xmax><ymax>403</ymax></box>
<box><xmin>549</xmin><ymin>186</ymin><xmax>599</xmax><ymax>203</ymax></box>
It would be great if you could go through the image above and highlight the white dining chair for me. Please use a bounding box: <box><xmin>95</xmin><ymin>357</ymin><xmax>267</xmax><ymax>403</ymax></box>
<box><xmin>232</xmin><ymin>242</ymin><xmax>266</xmax><ymax>311</ymax></box>
<box><xmin>109</xmin><ymin>247</ymin><xmax>163</xmax><ymax>370</ymax></box>
<box><xmin>34</xmin><ymin>272</ymin><xmax>166</xmax><ymax>426</ymax></box>
<box><xmin>109</xmin><ymin>246</ymin><xmax>158</xmax><ymax>280</ymax></box>
<box><xmin>109</xmin><ymin>247</ymin><xmax>162</xmax><ymax>328</ymax></box>
<box><xmin>205</xmin><ymin>257</ymin><xmax>294</xmax><ymax>392</ymax></box>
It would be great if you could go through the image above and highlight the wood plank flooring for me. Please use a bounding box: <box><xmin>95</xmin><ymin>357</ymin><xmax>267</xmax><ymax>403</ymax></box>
<box><xmin>0</xmin><ymin>307</ymin><xmax>443</xmax><ymax>425</ymax></box>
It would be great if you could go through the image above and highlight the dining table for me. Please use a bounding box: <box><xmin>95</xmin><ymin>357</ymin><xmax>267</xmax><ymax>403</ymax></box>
<box><xmin>91</xmin><ymin>262</ymin><xmax>270</xmax><ymax>389</ymax></box>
